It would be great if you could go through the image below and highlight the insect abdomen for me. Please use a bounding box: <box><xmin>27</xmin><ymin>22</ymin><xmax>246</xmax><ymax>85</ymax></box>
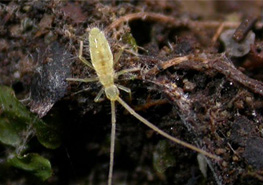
<box><xmin>89</xmin><ymin>27</ymin><xmax>114</xmax><ymax>86</ymax></box>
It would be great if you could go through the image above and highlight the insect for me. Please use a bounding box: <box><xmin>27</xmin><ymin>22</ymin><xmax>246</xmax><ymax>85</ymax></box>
<box><xmin>67</xmin><ymin>27</ymin><xmax>220</xmax><ymax>185</ymax></box>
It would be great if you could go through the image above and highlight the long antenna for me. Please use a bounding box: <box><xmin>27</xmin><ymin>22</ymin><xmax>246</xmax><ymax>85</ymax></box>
<box><xmin>108</xmin><ymin>101</ymin><xmax>116</xmax><ymax>185</ymax></box>
<box><xmin>117</xmin><ymin>97</ymin><xmax>221</xmax><ymax>161</ymax></box>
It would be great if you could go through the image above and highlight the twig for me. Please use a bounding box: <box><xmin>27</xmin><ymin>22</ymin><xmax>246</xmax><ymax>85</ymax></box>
<box><xmin>146</xmin><ymin>55</ymin><xmax>189</xmax><ymax>76</ymax></box>
<box><xmin>212</xmin><ymin>22</ymin><xmax>225</xmax><ymax>43</ymax></box>
<box><xmin>106</xmin><ymin>12</ymin><xmax>247</xmax><ymax>32</ymax></box>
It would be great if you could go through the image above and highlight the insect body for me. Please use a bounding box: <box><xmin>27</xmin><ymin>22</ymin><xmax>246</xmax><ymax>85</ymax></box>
<box><xmin>89</xmin><ymin>28</ymin><xmax>120</xmax><ymax>102</ymax></box>
<box><xmin>67</xmin><ymin>27</ymin><xmax>220</xmax><ymax>185</ymax></box>
<box><xmin>90</xmin><ymin>28</ymin><xmax>115</xmax><ymax>88</ymax></box>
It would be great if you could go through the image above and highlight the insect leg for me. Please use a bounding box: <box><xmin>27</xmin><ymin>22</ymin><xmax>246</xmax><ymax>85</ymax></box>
<box><xmin>114</xmin><ymin>45</ymin><xmax>140</xmax><ymax>65</ymax></box>
<box><xmin>78</xmin><ymin>40</ymin><xmax>94</xmax><ymax>69</ymax></box>
<box><xmin>108</xmin><ymin>100</ymin><xmax>116</xmax><ymax>185</ymax></box>
<box><xmin>116</xmin><ymin>84</ymin><xmax>131</xmax><ymax>93</ymax></box>
<box><xmin>116</xmin><ymin>84</ymin><xmax>132</xmax><ymax>101</ymax></box>
<box><xmin>115</xmin><ymin>67</ymin><xmax>140</xmax><ymax>78</ymax></box>
<box><xmin>94</xmin><ymin>88</ymin><xmax>104</xmax><ymax>102</ymax></box>
<box><xmin>66</xmin><ymin>77</ymin><xmax>98</xmax><ymax>83</ymax></box>
<box><xmin>116</xmin><ymin>96</ymin><xmax>221</xmax><ymax>161</ymax></box>
<box><xmin>113</xmin><ymin>47</ymin><xmax>124</xmax><ymax>65</ymax></box>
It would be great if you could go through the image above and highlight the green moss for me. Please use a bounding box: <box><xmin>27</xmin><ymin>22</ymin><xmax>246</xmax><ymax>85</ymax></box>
<box><xmin>0</xmin><ymin>86</ymin><xmax>61</xmax><ymax>180</ymax></box>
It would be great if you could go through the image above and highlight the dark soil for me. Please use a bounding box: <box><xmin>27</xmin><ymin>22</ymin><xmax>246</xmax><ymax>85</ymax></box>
<box><xmin>1</xmin><ymin>1</ymin><xmax>263</xmax><ymax>185</ymax></box>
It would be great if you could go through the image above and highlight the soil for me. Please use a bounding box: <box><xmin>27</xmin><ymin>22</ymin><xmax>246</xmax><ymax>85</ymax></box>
<box><xmin>1</xmin><ymin>1</ymin><xmax>263</xmax><ymax>185</ymax></box>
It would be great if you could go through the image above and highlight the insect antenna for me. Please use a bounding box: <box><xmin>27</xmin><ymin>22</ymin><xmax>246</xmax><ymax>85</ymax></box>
<box><xmin>116</xmin><ymin>96</ymin><xmax>221</xmax><ymax>161</ymax></box>
<box><xmin>108</xmin><ymin>101</ymin><xmax>116</xmax><ymax>185</ymax></box>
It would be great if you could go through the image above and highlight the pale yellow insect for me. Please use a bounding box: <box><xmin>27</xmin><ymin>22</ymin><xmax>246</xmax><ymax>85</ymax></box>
<box><xmin>67</xmin><ymin>27</ymin><xmax>220</xmax><ymax>185</ymax></box>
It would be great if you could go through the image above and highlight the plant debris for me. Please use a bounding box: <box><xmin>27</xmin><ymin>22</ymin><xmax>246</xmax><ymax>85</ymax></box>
<box><xmin>233</xmin><ymin>16</ymin><xmax>257</xmax><ymax>42</ymax></box>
